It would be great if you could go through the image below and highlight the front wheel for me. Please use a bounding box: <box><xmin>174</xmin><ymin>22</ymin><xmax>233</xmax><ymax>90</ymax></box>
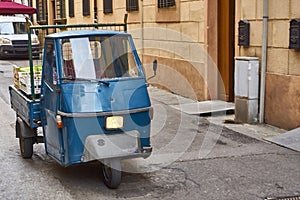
<box><xmin>101</xmin><ymin>159</ymin><xmax>122</xmax><ymax>189</ymax></box>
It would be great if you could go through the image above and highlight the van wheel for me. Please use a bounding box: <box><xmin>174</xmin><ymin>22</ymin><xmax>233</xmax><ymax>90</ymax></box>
<box><xmin>101</xmin><ymin>159</ymin><xmax>122</xmax><ymax>189</ymax></box>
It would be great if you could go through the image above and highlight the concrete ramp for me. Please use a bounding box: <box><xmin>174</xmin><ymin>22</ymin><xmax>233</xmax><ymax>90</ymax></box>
<box><xmin>266</xmin><ymin>127</ymin><xmax>300</xmax><ymax>152</ymax></box>
<box><xmin>170</xmin><ymin>100</ymin><xmax>235</xmax><ymax>115</ymax></box>
<box><xmin>148</xmin><ymin>87</ymin><xmax>234</xmax><ymax>115</ymax></box>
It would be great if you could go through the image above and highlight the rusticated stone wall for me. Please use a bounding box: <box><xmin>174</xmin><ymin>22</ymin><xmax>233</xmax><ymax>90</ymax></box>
<box><xmin>238</xmin><ymin>0</ymin><xmax>300</xmax><ymax>129</ymax></box>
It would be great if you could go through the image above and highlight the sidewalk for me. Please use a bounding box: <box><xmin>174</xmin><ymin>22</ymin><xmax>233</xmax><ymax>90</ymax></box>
<box><xmin>148</xmin><ymin>86</ymin><xmax>286</xmax><ymax>143</ymax></box>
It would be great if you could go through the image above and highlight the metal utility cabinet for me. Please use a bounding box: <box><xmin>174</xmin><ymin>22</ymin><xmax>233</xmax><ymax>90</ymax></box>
<box><xmin>234</xmin><ymin>57</ymin><xmax>259</xmax><ymax>123</ymax></box>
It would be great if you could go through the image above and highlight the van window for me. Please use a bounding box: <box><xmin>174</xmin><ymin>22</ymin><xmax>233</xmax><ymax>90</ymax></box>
<box><xmin>0</xmin><ymin>22</ymin><xmax>27</xmax><ymax>35</ymax></box>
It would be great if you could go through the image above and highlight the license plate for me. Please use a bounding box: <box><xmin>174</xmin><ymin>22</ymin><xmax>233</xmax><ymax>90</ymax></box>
<box><xmin>106</xmin><ymin>116</ymin><xmax>124</xmax><ymax>130</ymax></box>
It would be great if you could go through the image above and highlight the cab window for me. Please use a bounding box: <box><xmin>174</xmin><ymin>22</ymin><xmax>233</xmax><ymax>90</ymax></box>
<box><xmin>44</xmin><ymin>40</ymin><xmax>57</xmax><ymax>85</ymax></box>
<box><xmin>60</xmin><ymin>35</ymin><xmax>140</xmax><ymax>80</ymax></box>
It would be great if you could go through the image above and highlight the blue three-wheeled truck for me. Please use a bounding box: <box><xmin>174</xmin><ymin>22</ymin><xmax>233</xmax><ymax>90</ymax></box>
<box><xmin>9</xmin><ymin>21</ymin><xmax>153</xmax><ymax>188</ymax></box>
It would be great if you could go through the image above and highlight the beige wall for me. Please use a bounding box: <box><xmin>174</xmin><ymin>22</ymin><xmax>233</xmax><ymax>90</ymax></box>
<box><xmin>237</xmin><ymin>0</ymin><xmax>300</xmax><ymax>129</ymax></box>
<box><xmin>96</xmin><ymin>0</ymin><xmax>209</xmax><ymax>101</ymax></box>
<box><xmin>237</xmin><ymin>0</ymin><xmax>300</xmax><ymax>76</ymax></box>
<box><xmin>67</xmin><ymin>0</ymin><xmax>94</xmax><ymax>24</ymax></box>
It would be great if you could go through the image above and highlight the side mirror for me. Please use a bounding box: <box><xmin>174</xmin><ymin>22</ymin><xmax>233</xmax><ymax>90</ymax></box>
<box><xmin>153</xmin><ymin>59</ymin><xmax>157</xmax><ymax>76</ymax></box>
<box><xmin>35</xmin><ymin>30</ymin><xmax>39</xmax><ymax>35</ymax></box>
<box><xmin>146</xmin><ymin>60</ymin><xmax>158</xmax><ymax>83</ymax></box>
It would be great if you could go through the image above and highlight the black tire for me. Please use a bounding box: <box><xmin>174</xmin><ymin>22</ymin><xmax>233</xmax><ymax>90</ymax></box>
<box><xmin>19</xmin><ymin>136</ymin><xmax>33</xmax><ymax>159</ymax></box>
<box><xmin>15</xmin><ymin>119</ymin><xmax>20</xmax><ymax>138</ymax></box>
<box><xmin>101</xmin><ymin>159</ymin><xmax>122</xmax><ymax>189</ymax></box>
<box><xmin>17</xmin><ymin>120</ymin><xmax>33</xmax><ymax>159</ymax></box>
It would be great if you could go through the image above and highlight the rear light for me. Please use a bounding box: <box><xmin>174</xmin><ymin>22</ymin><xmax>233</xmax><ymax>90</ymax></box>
<box><xmin>56</xmin><ymin>115</ymin><xmax>63</xmax><ymax>128</ymax></box>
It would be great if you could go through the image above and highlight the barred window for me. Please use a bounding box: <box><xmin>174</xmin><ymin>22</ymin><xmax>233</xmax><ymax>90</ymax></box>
<box><xmin>56</xmin><ymin>0</ymin><xmax>66</xmax><ymax>19</ymax></box>
<box><xmin>158</xmin><ymin>0</ymin><xmax>175</xmax><ymax>8</ymax></box>
<box><xmin>83</xmin><ymin>0</ymin><xmax>90</xmax><ymax>16</ymax></box>
<box><xmin>69</xmin><ymin>0</ymin><xmax>74</xmax><ymax>17</ymax></box>
<box><xmin>36</xmin><ymin>0</ymin><xmax>47</xmax><ymax>23</ymax></box>
<box><xmin>126</xmin><ymin>0</ymin><xmax>138</xmax><ymax>12</ymax></box>
<box><xmin>103</xmin><ymin>0</ymin><xmax>113</xmax><ymax>14</ymax></box>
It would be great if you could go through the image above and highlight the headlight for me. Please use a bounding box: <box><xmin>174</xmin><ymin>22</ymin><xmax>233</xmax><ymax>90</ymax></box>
<box><xmin>105</xmin><ymin>116</ymin><xmax>124</xmax><ymax>130</ymax></box>
<box><xmin>32</xmin><ymin>37</ymin><xmax>39</xmax><ymax>45</ymax></box>
<box><xmin>0</xmin><ymin>38</ymin><xmax>11</xmax><ymax>45</ymax></box>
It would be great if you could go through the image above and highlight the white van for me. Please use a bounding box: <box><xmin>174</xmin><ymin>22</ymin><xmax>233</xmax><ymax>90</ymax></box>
<box><xmin>0</xmin><ymin>15</ymin><xmax>40</xmax><ymax>59</ymax></box>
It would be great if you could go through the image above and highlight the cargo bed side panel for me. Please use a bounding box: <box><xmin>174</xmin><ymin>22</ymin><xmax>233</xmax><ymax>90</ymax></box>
<box><xmin>9</xmin><ymin>86</ymin><xmax>41</xmax><ymax>128</ymax></box>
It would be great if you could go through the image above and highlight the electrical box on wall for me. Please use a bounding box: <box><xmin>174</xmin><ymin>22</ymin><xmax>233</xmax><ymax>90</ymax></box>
<box><xmin>234</xmin><ymin>57</ymin><xmax>259</xmax><ymax>124</ymax></box>
<box><xmin>238</xmin><ymin>20</ymin><xmax>250</xmax><ymax>47</ymax></box>
<box><xmin>289</xmin><ymin>19</ymin><xmax>300</xmax><ymax>50</ymax></box>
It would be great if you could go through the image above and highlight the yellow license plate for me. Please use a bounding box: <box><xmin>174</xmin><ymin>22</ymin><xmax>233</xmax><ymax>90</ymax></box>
<box><xmin>106</xmin><ymin>116</ymin><xmax>124</xmax><ymax>129</ymax></box>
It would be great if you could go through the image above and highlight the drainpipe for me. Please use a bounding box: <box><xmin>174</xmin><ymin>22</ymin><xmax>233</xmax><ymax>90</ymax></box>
<box><xmin>140</xmin><ymin>0</ymin><xmax>144</xmax><ymax>62</ymax></box>
<box><xmin>259</xmin><ymin>0</ymin><xmax>269</xmax><ymax>123</ymax></box>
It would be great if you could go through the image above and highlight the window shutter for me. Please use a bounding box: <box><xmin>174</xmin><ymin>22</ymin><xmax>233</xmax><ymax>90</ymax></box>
<box><xmin>126</xmin><ymin>0</ymin><xmax>138</xmax><ymax>12</ymax></box>
<box><xmin>36</xmin><ymin>0</ymin><xmax>47</xmax><ymax>22</ymax></box>
<box><xmin>56</xmin><ymin>0</ymin><xmax>66</xmax><ymax>18</ymax></box>
<box><xmin>103</xmin><ymin>0</ymin><xmax>113</xmax><ymax>14</ymax></box>
<box><xmin>69</xmin><ymin>0</ymin><xmax>74</xmax><ymax>17</ymax></box>
<box><xmin>83</xmin><ymin>0</ymin><xmax>90</xmax><ymax>16</ymax></box>
<box><xmin>158</xmin><ymin>0</ymin><xmax>175</xmax><ymax>8</ymax></box>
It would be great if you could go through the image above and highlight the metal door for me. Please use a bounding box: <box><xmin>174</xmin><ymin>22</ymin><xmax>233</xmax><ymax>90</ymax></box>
<box><xmin>41</xmin><ymin>39</ymin><xmax>63</xmax><ymax>162</ymax></box>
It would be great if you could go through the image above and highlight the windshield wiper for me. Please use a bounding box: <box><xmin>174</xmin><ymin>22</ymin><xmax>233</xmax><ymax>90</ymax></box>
<box><xmin>60</xmin><ymin>77</ymin><xmax>110</xmax><ymax>86</ymax></box>
<box><xmin>60</xmin><ymin>77</ymin><xmax>77</xmax><ymax>82</ymax></box>
<box><xmin>97</xmin><ymin>80</ymin><xmax>110</xmax><ymax>86</ymax></box>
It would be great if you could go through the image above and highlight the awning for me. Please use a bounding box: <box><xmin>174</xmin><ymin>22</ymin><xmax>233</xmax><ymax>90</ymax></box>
<box><xmin>0</xmin><ymin>0</ymin><xmax>36</xmax><ymax>15</ymax></box>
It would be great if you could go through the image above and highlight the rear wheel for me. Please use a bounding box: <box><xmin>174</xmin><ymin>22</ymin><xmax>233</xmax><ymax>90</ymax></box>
<box><xmin>101</xmin><ymin>159</ymin><xmax>122</xmax><ymax>189</ymax></box>
<box><xmin>19</xmin><ymin>135</ymin><xmax>33</xmax><ymax>159</ymax></box>
<box><xmin>16</xmin><ymin>120</ymin><xmax>33</xmax><ymax>159</ymax></box>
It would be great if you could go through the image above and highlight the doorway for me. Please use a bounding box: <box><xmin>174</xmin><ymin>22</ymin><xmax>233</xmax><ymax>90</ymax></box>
<box><xmin>206</xmin><ymin>0</ymin><xmax>235</xmax><ymax>102</ymax></box>
<box><xmin>217</xmin><ymin>0</ymin><xmax>235</xmax><ymax>102</ymax></box>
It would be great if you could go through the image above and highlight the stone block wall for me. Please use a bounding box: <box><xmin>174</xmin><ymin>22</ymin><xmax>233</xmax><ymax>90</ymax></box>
<box><xmin>96</xmin><ymin>0</ymin><xmax>209</xmax><ymax>101</ymax></box>
<box><xmin>237</xmin><ymin>0</ymin><xmax>300</xmax><ymax>129</ymax></box>
<box><xmin>239</xmin><ymin>0</ymin><xmax>300</xmax><ymax>76</ymax></box>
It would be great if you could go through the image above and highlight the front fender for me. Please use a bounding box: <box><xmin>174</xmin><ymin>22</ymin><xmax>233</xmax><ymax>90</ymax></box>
<box><xmin>81</xmin><ymin>130</ymin><xmax>151</xmax><ymax>162</ymax></box>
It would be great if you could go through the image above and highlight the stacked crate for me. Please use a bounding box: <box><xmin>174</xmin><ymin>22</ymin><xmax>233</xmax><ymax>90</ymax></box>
<box><xmin>13</xmin><ymin>65</ymin><xmax>42</xmax><ymax>95</ymax></box>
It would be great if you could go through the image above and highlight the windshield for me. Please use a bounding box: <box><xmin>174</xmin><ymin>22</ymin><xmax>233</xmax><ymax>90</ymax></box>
<box><xmin>0</xmin><ymin>22</ymin><xmax>29</xmax><ymax>35</ymax></box>
<box><xmin>61</xmin><ymin>35</ymin><xmax>141</xmax><ymax>80</ymax></box>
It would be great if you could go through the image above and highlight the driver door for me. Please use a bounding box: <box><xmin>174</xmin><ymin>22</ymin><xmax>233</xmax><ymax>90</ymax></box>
<box><xmin>41</xmin><ymin>39</ymin><xmax>62</xmax><ymax>162</ymax></box>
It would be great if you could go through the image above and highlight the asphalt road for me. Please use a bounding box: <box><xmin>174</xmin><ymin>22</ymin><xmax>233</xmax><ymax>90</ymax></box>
<box><xmin>0</xmin><ymin>60</ymin><xmax>299</xmax><ymax>200</ymax></box>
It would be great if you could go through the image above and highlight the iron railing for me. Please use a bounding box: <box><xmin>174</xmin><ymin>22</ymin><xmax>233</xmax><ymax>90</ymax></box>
<box><xmin>26</xmin><ymin>14</ymin><xmax>128</xmax><ymax>100</ymax></box>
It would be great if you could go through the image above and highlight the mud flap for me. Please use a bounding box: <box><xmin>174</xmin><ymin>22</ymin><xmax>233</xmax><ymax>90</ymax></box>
<box><xmin>17</xmin><ymin>117</ymin><xmax>36</xmax><ymax>138</ymax></box>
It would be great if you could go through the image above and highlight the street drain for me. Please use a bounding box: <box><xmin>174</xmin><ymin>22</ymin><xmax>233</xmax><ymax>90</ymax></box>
<box><xmin>265</xmin><ymin>196</ymin><xmax>300</xmax><ymax>200</ymax></box>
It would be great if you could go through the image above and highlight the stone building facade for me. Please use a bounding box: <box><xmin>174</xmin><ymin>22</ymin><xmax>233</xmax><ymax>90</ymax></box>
<box><xmin>237</xmin><ymin>0</ymin><xmax>300</xmax><ymax>130</ymax></box>
<box><xmin>32</xmin><ymin>0</ymin><xmax>300</xmax><ymax>130</ymax></box>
